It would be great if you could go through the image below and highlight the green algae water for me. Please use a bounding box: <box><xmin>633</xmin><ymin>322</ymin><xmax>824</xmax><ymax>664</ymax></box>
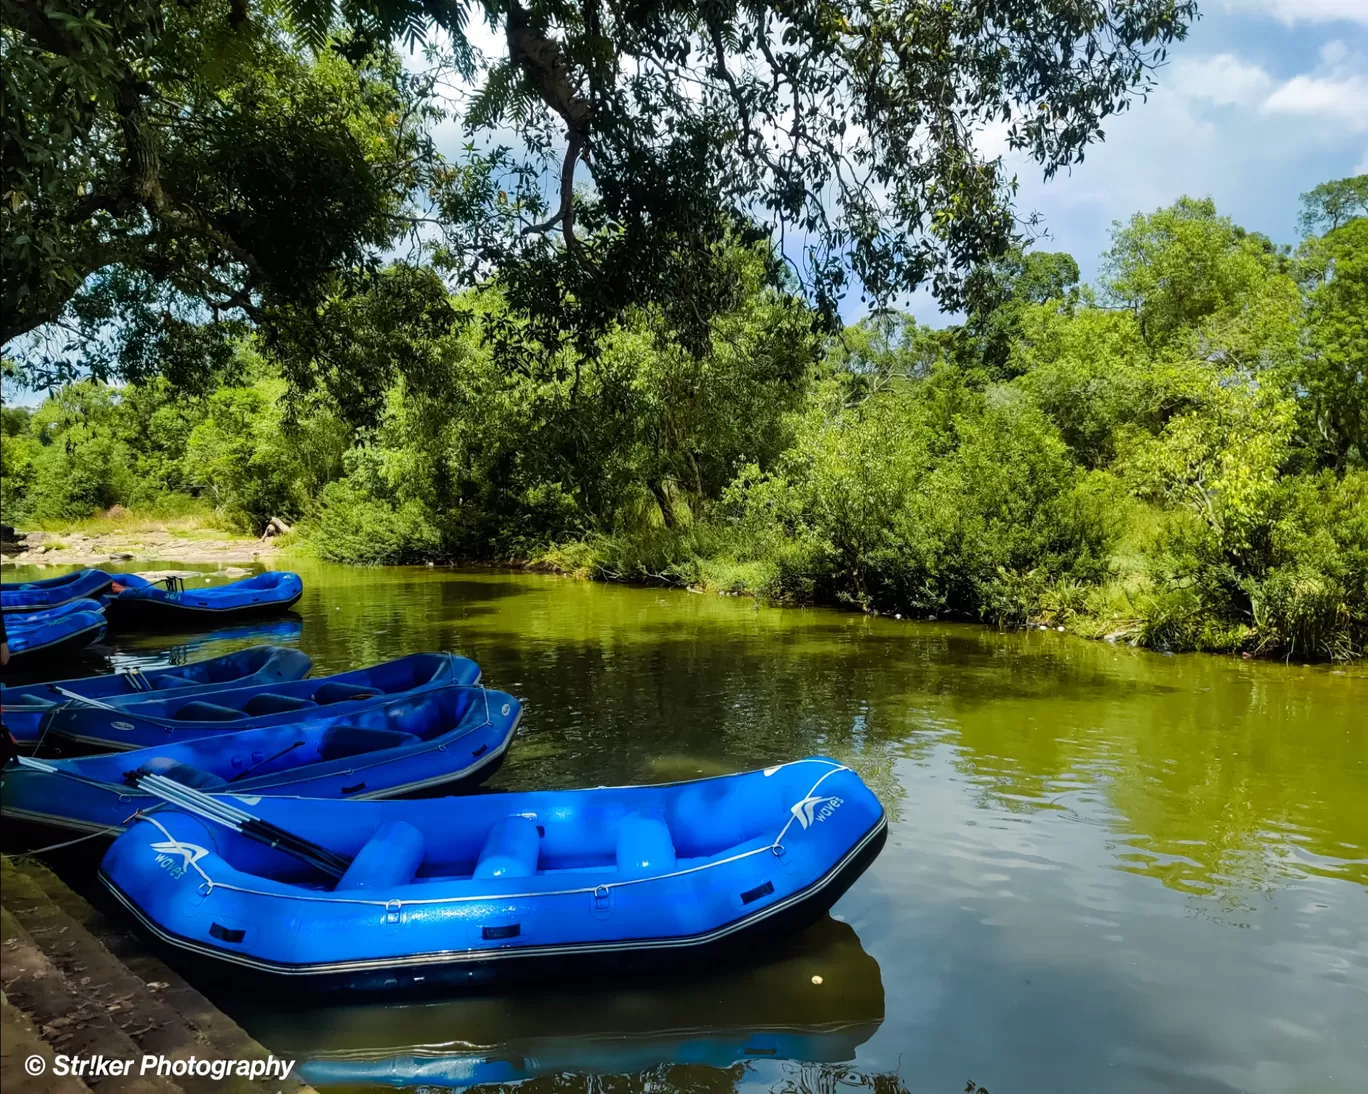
<box><xmin>5</xmin><ymin>559</ymin><xmax>1366</xmax><ymax>1093</ymax></box>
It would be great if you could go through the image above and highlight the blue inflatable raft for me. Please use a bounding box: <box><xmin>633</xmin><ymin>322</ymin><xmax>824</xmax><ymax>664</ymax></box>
<box><xmin>3</xmin><ymin>598</ymin><xmax>105</xmax><ymax>628</ymax></box>
<box><xmin>107</xmin><ymin>571</ymin><xmax>303</xmax><ymax>626</ymax></box>
<box><xmin>3</xmin><ymin>600</ymin><xmax>107</xmax><ymax>664</ymax></box>
<box><xmin>2</xmin><ymin>686</ymin><xmax>520</xmax><ymax>835</ymax></box>
<box><xmin>98</xmin><ymin>757</ymin><xmax>886</xmax><ymax>991</ymax></box>
<box><xmin>1</xmin><ymin>646</ymin><xmax>311</xmax><ymax>748</ymax></box>
<box><xmin>1</xmin><ymin>568</ymin><xmax>113</xmax><ymax>613</ymax></box>
<box><xmin>40</xmin><ymin>652</ymin><xmax>481</xmax><ymax>752</ymax></box>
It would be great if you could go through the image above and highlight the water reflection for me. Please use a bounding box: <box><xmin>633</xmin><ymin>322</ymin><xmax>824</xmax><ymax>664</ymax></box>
<box><xmin>241</xmin><ymin>919</ymin><xmax>883</xmax><ymax>1091</ymax></box>
<box><xmin>107</xmin><ymin>613</ymin><xmax>305</xmax><ymax>665</ymax></box>
<box><xmin>428</xmin><ymin>1063</ymin><xmax>918</xmax><ymax>1094</ymax></box>
<box><xmin>8</xmin><ymin>560</ymin><xmax>1367</xmax><ymax>1093</ymax></box>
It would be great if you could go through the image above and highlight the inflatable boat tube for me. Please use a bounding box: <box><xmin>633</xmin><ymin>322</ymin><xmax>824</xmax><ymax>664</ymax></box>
<box><xmin>98</xmin><ymin>758</ymin><xmax>886</xmax><ymax>992</ymax></box>
<box><xmin>2</xmin><ymin>569</ymin><xmax>113</xmax><ymax>613</ymax></box>
<box><xmin>2</xmin><ymin>686</ymin><xmax>519</xmax><ymax>835</ymax></box>
<box><xmin>40</xmin><ymin>652</ymin><xmax>480</xmax><ymax>751</ymax></box>
<box><xmin>107</xmin><ymin>571</ymin><xmax>303</xmax><ymax>626</ymax></box>
<box><xmin>1</xmin><ymin>645</ymin><xmax>312</xmax><ymax>747</ymax></box>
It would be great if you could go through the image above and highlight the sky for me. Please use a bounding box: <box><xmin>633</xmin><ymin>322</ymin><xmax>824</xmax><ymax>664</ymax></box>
<box><xmin>889</xmin><ymin>0</ymin><xmax>1368</xmax><ymax>326</ymax></box>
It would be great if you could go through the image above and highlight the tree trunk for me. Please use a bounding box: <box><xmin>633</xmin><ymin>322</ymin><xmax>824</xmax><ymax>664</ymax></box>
<box><xmin>648</xmin><ymin>479</ymin><xmax>675</xmax><ymax>529</ymax></box>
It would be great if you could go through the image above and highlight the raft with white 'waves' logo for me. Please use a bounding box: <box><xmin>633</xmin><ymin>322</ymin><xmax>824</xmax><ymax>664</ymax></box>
<box><xmin>98</xmin><ymin>757</ymin><xmax>887</xmax><ymax>991</ymax></box>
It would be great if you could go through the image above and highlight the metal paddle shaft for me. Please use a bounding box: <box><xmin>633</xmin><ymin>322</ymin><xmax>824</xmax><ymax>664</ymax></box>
<box><xmin>47</xmin><ymin>686</ymin><xmax>121</xmax><ymax>711</ymax></box>
<box><xmin>226</xmin><ymin>740</ymin><xmax>305</xmax><ymax>783</ymax></box>
<box><xmin>135</xmin><ymin>774</ymin><xmax>352</xmax><ymax>878</ymax></box>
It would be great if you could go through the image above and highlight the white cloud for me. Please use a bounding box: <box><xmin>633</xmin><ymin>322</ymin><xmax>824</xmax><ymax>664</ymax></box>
<box><xmin>1263</xmin><ymin>73</ymin><xmax>1368</xmax><ymax>129</ymax></box>
<box><xmin>1221</xmin><ymin>0</ymin><xmax>1368</xmax><ymax>27</ymax></box>
<box><xmin>1355</xmin><ymin>148</ymin><xmax>1368</xmax><ymax>173</ymax></box>
<box><xmin>1320</xmin><ymin>39</ymin><xmax>1351</xmax><ymax>66</ymax></box>
<box><xmin>1168</xmin><ymin>53</ymin><xmax>1273</xmax><ymax>105</ymax></box>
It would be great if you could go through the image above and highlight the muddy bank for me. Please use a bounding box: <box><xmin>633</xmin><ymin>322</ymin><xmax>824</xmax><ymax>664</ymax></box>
<box><xmin>0</xmin><ymin>530</ymin><xmax>281</xmax><ymax>568</ymax></box>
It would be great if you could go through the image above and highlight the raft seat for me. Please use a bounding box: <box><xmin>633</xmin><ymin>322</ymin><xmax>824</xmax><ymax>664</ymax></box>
<box><xmin>242</xmin><ymin>692</ymin><xmax>318</xmax><ymax>717</ymax></box>
<box><xmin>335</xmin><ymin>821</ymin><xmax>425</xmax><ymax>891</ymax></box>
<box><xmin>151</xmin><ymin>672</ymin><xmax>198</xmax><ymax>690</ymax></box>
<box><xmin>317</xmin><ymin>724</ymin><xmax>421</xmax><ymax>761</ymax></box>
<box><xmin>616</xmin><ymin>812</ymin><xmax>677</xmax><ymax>878</ymax></box>
<box><xmin>313</xmin><ymin>682</ymin><xmax>384</xmax><ymax>705</ymax></box>
<box><xmin>173</xmin><ymin>701</ymin><xmax>247</xmax><ymax>721</ymax></box>
<box><xmin>474</xmin><ymin>816</ymin><xmax>541</xmax><ymax>880</ymax></box>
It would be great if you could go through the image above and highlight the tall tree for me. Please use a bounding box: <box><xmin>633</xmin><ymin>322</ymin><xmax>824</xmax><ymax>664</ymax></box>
<box><xmin>409</xmin><ymin>0</ymin><xmax>1201</xmax><ymax>356</ymax></box>
<box><xmin>1300</xmin><ymin>216</ymin><xmax>1368</xmax><ymax>470</ymax></box>
<box><xmin>1298</xmin><ymin>175</ymin><xmax>1368</xmax><ymax>236</ymax></box>
<box><xmin>1101</xmin><ymin>196</ymin><xmax>1295</xmax><ymax>357</ymax></box>
<box><xmin>959</xmin><ymin>247</ymin><xmax>1081</xmax><ymax>381</ymax></box>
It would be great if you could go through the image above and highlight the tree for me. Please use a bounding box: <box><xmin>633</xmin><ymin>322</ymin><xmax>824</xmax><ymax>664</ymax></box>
<box><xmin>960</xmin><ymin>247</ymin><xmax>1081</xmax><ymax>380</ymax></box>
<box><xmin>1</xmin><ymin>1</ymin><xmax>446</xmax><ymax>386</ymax></box>
<box><xmin>1101</xmin><ymin>196</ymin><xmax>1295</xmax><ymax>357</ymax></box>
<box><xmin>1298</xmin><ymin>175</ymin><xmax>1368</xmax><ymax>236</ymax></box>
<box><xmin>1301</xmin><ymin>217</ymin><xmax>1368</xmax><ymax>469</ymax></box>
<box><xmin>5</xmin><ymin>0</ymin><xmax>1200</xmax><ymax>387</ymax></box>
<box><xmin>415</xmin><ymin>0</ymin><xmax>1201</xmax><ymax>356</ymax></box>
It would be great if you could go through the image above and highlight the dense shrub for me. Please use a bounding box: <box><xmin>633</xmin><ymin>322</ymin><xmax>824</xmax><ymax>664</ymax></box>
<box><xmin>307</xmin><ymin>479</ymin><xmax>442</xmax><ymax>565</ymax></box>
<box><xmin>719</xmin><ymin>384</ymin><xmax>1114</xmax><ymax>622</ymax></box>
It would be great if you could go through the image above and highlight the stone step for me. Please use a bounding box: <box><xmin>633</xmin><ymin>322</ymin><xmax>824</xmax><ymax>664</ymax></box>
<box><xmin>2</xmin><ymin>994</ymin><xmax>96</xmax><ymax>1094</ymax></box>
<box><xmin>2</xmin><ymin>861</ymin><xmax>304</xmax><ymax>1094</ymax></box>
<box><xmin>1</xmin><ymin>907</ymin><xmax>183</xmax><ymax>1094</ymax></box>
<box><xmin>20</xmin><ymin>860</ymin><xmax>310</xmax><ymax>1093</ymax></box>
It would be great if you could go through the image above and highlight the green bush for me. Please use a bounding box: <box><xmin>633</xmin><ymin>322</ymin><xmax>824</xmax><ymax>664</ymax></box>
<box><xmin>1246</xmin><ymin>471</ymin><xmax>1368</xmax><ymax>659</ymax></box>
<box><xmin>719</xmin><ymin>385</ymin><xmax>1116</xmax><ymax>621</ymax></box>
<box><xmin>308</xmin><ymin>479</ymin><xmax>441</xmax><ymax>565</ymax></box>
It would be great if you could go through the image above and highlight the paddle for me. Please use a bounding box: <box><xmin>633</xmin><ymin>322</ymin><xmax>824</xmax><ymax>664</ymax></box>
<box><xmin>47</xmin><ymin>686</ymin><xmax>121</xmax><ymax>711</ymax></box>
<box><xmin>226</xmin><ymin>740</ymin><xmax>305</xmax><ymax>783</ymax></box>
<box><xmin>135</xmin><ymin>773</ymin><xmax>353</xmax><ymax>878</ymax></box>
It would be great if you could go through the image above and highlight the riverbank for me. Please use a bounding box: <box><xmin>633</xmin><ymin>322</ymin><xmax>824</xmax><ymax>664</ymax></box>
<box><xmin>4</xmin><ymin>517</ymin><xmax>1359</xmax><ymax>664</ymax></box>
<box><xmin>0</xmin><ymin>529</ymin><xmax>280</xmax><ymax>568</ymax></box>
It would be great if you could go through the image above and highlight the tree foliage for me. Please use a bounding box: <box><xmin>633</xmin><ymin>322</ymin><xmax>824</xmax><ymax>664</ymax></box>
<box><xmin>1298</xmin><ymin>174</ymin><xmax>1368</xmax><ymax>236</ymax></box>
<box><xmin>2</xmin><ymin>0</ymin><xmax>447</xmax><ymax>389</ymax></box>
<box><xmin>420</xmin><ymin>0</ymin><xmax>1200</xmax><ymax>354</ymax></box>
<box><xmin>4</xmin><ymin>0</ymin><xmax>1200</xmax><ymax>389</ymax></box>
<box><xmin>1299</xmin><ymin>217</ymin><xmax>1368</xmax><ymax>469</ymax></box>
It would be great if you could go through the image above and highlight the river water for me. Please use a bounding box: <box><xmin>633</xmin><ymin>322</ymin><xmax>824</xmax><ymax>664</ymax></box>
<box><xmin>6</xmin><ymin>560</ymin><xmax>1367</xmax><ymax>1093</ymax></box>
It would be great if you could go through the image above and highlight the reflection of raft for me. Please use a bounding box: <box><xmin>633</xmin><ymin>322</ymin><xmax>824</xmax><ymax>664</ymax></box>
<box><xmin>98</xmin><ymin>758</ymin><xmax>886</xmax><ymax>991</ymax></box>
<box><xmin>3</xmin><ymin>600</ymin><xmax>107</xmax><ymax>664</ymax></box>
<box><xmin>257</xmin><ymin>918</ymin><xmax>883</xmax><ymax>1087</ymax></box>
<box><xmin>1</xmin><ymin>568</ymin><xmax>113</xmax><ymax>613</ymax></box>
<box><xmin>2</xmin><ymin>686</ymin><xmax>520</xmax><ymax>836</ymax></box>
<box><xmin>41</xmin><ymin>652</ymin><xmax>481</xmax><ymax>751</ymax></box>
<box><xmin>0</xmin><ymin>645</ymin><xmax>311</xmax><ymax>747</ymax></box>
<box><xmin>107</xmin><ymin>571</ymin><xmax>303</xmax><ymax>626</ymax></box>
<box><xmin>158</xmin><ymin>617</ymin><xmax>303</xmax><ymax>657</ymax></box>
